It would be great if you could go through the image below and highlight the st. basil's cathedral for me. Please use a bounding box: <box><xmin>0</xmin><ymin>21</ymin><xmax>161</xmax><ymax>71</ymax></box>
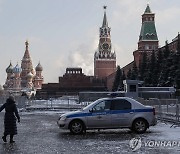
<box><xmin>3</xmin><ymin>41</ymin><xmax>44</xmax><ymax>93</ymax></box>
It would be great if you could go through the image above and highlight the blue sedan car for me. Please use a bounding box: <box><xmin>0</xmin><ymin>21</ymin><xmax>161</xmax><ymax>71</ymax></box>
<box><xmin>57</xmin><ymin>97</ymin><xmax>157</xmax><ymax>134</ymax></box>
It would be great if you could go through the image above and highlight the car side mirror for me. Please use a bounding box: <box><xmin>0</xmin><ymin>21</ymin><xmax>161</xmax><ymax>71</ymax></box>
<box><xmin>89</xmin><ymin>109</ymin><xmax>93</xmax><ymax>113</ymax></box>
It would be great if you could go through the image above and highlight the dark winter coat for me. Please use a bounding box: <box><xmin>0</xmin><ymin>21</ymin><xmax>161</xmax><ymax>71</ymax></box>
<box><xmin>0</xmin><ymin>98</ymin><xmax>20</xmax><ymax>135</ymax></box>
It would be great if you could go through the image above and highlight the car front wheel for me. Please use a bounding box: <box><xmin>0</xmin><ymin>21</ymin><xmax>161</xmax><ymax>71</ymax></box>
<box><xmin>132</xmin><ymin>119</ymin><xmax>148</xmax><ymax>133</ymax></box>
<box><xmin>69</xmin><ymin>120</ymin><xmax>85</xmax><ymax>135</ymax></box>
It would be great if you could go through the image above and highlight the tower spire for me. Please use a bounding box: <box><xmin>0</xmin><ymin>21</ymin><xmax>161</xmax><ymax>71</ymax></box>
<box><xmin>139</xmin><ymin>4</ymin><xmax>158</xmax><ymax>41</ymax></box>
<box><xmin>25</xmin><ymin>40</ymin><xmax>29</xmax><ymax>50</ymax></box>
<box><xmin>144</xmin><ymin>3</ymin><xmax>152</xmax><ymax>14</ymax></box>
<box><xmin>102</xmin><ymin>6</ymin><xmax>108</xmax><ymax>27</ymax></box>
<box><xmin>23</xmin><ymin>40</ymin><xmax>31</xmax><ymax>59</ymax></box>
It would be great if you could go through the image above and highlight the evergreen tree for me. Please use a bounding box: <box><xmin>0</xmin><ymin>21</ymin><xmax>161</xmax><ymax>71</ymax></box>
<box><xmin>131</xmin><ymin>62</ymin><xmax>138</xmax><ymax>80</ymax></box>
<box><xmin>143</xmin><ymin>59</ymin><xmax>150</xmax><ymax>86</ymax></box>
<box><xmin>158</xmin><ymin>41</ymin><xmax>172</xmax><ymax>86</ymax></box>
<box><xmin>147</xmin><ymin>50</ymin><xmax>158</xmax><ymax>86</ymax></box>
<box><xmin>156</xmin><ymin>49</ymin><xmax>163</xmax><ymax>84</ymax></box>
<box><xmin>174</xmin><ymin>33</ymin><xmax>180</xmax><ymax>89</ymax></box>
<box><xmin>164</xmin><ymin>40</ymin><xmax>170</xmax><ymax>59</ymax></box>
<box><xmin>120</xmin><ymin>70</ymin><xmax>126</xmax><ymax>90</ymax></box>
<box><xmin>122</xmin><ymin>70</ymin><xmax>126</xmax><ymax>81</ymax></box>
<box><xmin>112</xmin><ymin>65</ymin><xmax>122</xmax><ymax>91</ymax></box>
<box><xmin>165</xmin><ymin>52</ymin><xmax>174</xmax><ymax>86</ymax></box>
<box><xmin>127</xmin><ymin>69</ymin><xmax>132</xmax><ymax>80</ymax></box>
<box><xmin>139</xmin><ymin>52</ymin><xmax>148</xmax><ymax>82</ymax></box>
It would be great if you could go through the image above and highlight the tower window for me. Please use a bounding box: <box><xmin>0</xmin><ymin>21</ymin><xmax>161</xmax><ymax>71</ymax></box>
<box><xmin>145</xmin><ymin>45</ymin><xmax>149</xmax><ymax>50</ymax></box>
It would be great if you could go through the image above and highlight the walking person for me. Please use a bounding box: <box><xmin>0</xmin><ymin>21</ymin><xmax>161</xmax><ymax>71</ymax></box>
<box><xmin>0</xmin><ymin>96</ymin><xmax>20</xmax><ymax>143</ymax></box>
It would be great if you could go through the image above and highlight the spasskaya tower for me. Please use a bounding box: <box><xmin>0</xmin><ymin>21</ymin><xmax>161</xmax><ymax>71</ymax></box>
<box><xmin>94</xmin><ymin>6</ymin><xmax>116</xmax><ymax>79</ymax></box>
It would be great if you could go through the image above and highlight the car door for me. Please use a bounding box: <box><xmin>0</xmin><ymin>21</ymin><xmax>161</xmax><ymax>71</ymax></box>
<box><xmin>86</xmin><ymin>100</ymin><xmax>111</xmax><ymax>128</ymax></box>
<box><xmin>111</xmin><ymin>99</ymin><xmax>133</xmax><ymax>127</ymax></box>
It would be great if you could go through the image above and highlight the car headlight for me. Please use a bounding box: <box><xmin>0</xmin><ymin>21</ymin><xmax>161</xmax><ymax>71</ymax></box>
<box><xmin>60</xmin><ymin>116</ymin><xmax>67</xmax><ymax>121</ymax></box>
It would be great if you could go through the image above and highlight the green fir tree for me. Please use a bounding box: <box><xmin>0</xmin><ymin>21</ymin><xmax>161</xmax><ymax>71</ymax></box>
<box><xmin>174</xmin><ymin>33</ymin><xmax>180</xmax><ymax>89</ymax></box>
<box><xmin>131</xmin><ymin>62</ymin><xmax>139</xmax><ymax>80</ymax></box>
<box><xmin>112</xmin><ymin>65</ymin><xmax>122</xmax><ymax>91</ymax></box>
<box><xmin>147</xmin><ymin>51</ymin><xmax>158</xmax><ymax>86</ymax></box>
<box><xmin>139</xmin><ymin>52</ymin><xmax>148</xmax><ymax>82</ymax></box>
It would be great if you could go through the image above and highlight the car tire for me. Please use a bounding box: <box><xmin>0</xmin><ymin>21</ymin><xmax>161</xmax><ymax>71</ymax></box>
<box><xmin>69</xmin><ymin>120</ymin><xmax>85</xmax><ymax>135</ymax></box>
<box><xmin>132</xmin><ymin>119</ymin><xmax>148</xmax><ymax>134</ymax></box>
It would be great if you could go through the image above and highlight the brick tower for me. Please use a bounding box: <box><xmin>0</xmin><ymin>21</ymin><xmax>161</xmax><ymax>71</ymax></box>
<box><xmin>133</xmin><ymin>4</ymin><xmax>159</xmax><ymax>67</ymax></box>
<box><xmin>94</xmin><ymin>6</ymin><xmax>116</xmax><ymax>79</ymax></box>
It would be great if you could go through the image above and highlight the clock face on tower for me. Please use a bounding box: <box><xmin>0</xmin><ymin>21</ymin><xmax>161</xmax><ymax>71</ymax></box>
<box><xmin>102</xmin><ymin>43</ymin><xmax>109</xmax><ymax>50</ymax></box>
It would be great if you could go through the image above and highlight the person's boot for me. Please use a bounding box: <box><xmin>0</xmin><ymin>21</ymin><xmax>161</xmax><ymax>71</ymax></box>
<box><xmin>2</xmin><ymin>136</ymin><xmax>7</xmax><ymax>143</ymax></box>
<box><xmin>10</xmin><ymin>135</ymin><xmax>15</xmax><ymax>143</ymax></box>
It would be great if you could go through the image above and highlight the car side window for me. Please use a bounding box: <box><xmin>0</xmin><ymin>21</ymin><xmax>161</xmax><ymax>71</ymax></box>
<box><xmin>92</xmin><ymin>100</ymin><xmax>111</xmax><ymax>112</ymax></box>
<box><xmin>111</xmin><ymin>99</ymin><xmax>131</xmax><ymax>110</ymax></box>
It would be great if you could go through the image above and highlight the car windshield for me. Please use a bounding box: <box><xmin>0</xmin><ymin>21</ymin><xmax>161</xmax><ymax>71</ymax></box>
<box><xmin>82</xmin><ymin>99</ymin><xmax>102</xmax><ymax>111</ymax></box>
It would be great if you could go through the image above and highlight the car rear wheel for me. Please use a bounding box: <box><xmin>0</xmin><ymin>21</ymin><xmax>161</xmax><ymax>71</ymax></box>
<box><xmin>132</xmin><ymin>119</ymin><xmax>148</xmax><ymax>133</ymax></box>
<box><xmin>69</xmin><ymin>120</ymin><xmax>85</xmax><ymax>135</ymax></box>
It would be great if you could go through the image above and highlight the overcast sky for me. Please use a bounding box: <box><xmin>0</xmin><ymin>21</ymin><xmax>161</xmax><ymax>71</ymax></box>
<box><xmin>0</xmin><ymin>0</ymin><xmax>180</xmax><ymax>86</ymax></box>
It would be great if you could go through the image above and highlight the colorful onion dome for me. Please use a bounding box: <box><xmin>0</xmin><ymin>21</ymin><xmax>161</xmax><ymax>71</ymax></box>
<box><xmin>31</xmin><ymin>68</ymin><xmax>36</xmax><ymax>76</ymax></box>
<box><xmin>13</xmin><ymin>63</ymin><xmax>22</xmax><ymax>73</ymax></box>
<box><xmin>3</xmin><ymin>84</ymin><xmax>7</xmax><ymax>89</ymax></box>
<box><xmin>35</xmin><ymin>62</ymin><xmax>43</xmax><ymax>71</ymax></box>
<box><xmin>27</xmin><ymin>72</ymin><xmax>33</xmax><ymax>78</ymax></box>
<box><xmin>6</xmin><ymin>62</ymin><xmax>13</xmax><ymax>73</ymax></box>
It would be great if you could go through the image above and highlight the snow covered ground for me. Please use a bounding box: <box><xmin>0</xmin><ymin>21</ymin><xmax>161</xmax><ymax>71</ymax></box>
<box><xmin>20</xmin><ymin>107</ymin><xmax>180</xmax><ymax>153</ymax></box>
<box><xmin>1</xmin><ymin>98</ymin><xmax>180</xmax><ymax>153</ymax></box>
<box><xmin>1</xmin><ymin>109</ymin><xmax>180</xmax><ymax>153</ymax></box>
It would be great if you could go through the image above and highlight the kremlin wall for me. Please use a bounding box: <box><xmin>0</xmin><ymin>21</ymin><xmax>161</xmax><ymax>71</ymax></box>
<box><xmin>1</xmin><ymin>4</ymin><xmax>180</xmax><ymax>98</ymax></box>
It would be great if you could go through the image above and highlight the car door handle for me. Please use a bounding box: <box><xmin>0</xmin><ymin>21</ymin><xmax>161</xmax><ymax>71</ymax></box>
<box><xmin>97</xmin><ymin>115</ymin><xmax>102</xmax><ymax>119</ymax></box>
<box><xmin>129</xmin><ymin>112</ymin><xmax>134</xmax><ymax>114</ymax></box>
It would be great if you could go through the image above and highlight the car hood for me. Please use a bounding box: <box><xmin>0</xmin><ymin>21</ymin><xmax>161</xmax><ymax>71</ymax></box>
<box><xmin>61</xmin><ymin>110</ymin><xmax>84</xmax><ymax>118</ymax></box>
<box><xmin>144</xmin><ymin>105</ymin><xmax>153</xmax><ymax>109</ymax></box>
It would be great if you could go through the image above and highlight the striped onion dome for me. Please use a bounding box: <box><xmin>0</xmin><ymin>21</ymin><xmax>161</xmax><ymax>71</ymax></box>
<box><xmin>35</xmin><ymin>62</ymin><xmax>43</xmax><ymax>71</ymax></box>
<box><xmin>13</xmin><ymin>63</ymin><xmax>22</xmax><ymax>73</ymax></box>
<box><xmin>6</xmin><ymin>62</ymin><xmax>13</xmax><ymax>73</ymax></box>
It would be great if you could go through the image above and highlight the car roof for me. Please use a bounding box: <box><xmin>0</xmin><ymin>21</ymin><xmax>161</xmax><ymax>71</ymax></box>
<box><xmin>98</xmin><ymin>97</ymin><xmax>144</xmax><ymax>107</ymax></box>
<box><xmin>99</xmin><ymin>97</ymin><xmax>133</xmax><ymax>100</ymax></box>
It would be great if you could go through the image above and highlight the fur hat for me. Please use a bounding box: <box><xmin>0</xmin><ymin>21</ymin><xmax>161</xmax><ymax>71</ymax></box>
<box><xmin>9</xmin><ymin>95</ymin><xmax>15</xmax><ymax>101</ymax></box>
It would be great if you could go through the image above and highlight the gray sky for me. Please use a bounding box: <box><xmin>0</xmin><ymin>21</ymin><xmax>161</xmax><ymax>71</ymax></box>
<box><xmin>0</xmin><ymin>0</ymin><xmax>180</xmax><ymax>85</ymax></box>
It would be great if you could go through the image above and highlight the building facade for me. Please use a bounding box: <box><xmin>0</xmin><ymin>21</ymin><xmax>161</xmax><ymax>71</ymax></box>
<box><xmin>94</xmin><ymin>6</ymin><xmax>116</xmax><ymax>79</ymax></box>
<box><xmin>3</xmin><ymin>41</ymin><xmax>43</xmax><ymax>92</ymax></box>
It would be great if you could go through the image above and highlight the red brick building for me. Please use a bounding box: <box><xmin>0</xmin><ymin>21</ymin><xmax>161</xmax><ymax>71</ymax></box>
<box><xmin>37</xmin><ymin>68</ymin><xmax>106</xmax><ymax>99</ymax></box>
